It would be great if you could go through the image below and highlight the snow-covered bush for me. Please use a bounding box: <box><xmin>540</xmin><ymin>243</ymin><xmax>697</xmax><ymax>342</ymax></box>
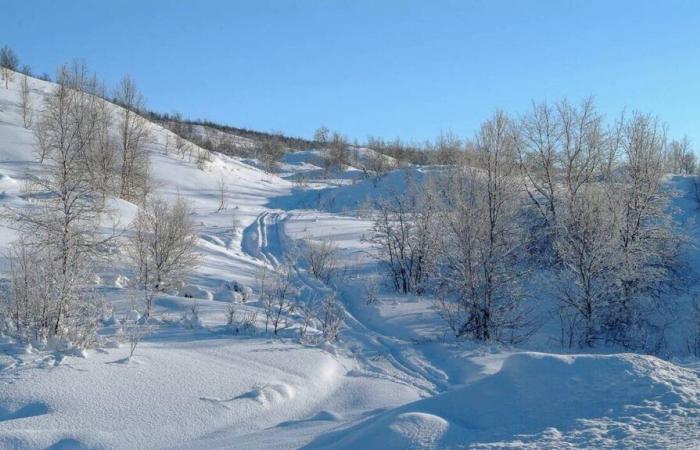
<box><xmin>367</xmin><ymin>170</ymin><xmax>437</xmax><ymax>295</ymax></box>
<box><xmin>302</xmin><ymin>237</ymin><xmax>339</xmax><ymax>284</ymax></box>
<box><xmin>320</xmin><ymin>294</ymin><xmax>343</xmax><ymax>342</ymax></box>
<box><xmin>258</xmin><ymin>265</ymin><xmax>298</xmax><ymax>335</ymax></box>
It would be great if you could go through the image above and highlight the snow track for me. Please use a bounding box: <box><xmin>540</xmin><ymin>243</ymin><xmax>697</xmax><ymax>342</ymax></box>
<box><xmin>241</xmin><ymin>209</ymin><xmax>446</xmax><ymax>397</ymax></box>
<box><xmin>242</xmin><ymin>211</ymin><xmax>287</xmax><ymax>266</ymax></box>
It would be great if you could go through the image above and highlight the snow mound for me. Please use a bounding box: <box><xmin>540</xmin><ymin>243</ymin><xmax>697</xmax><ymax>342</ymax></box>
<box><xmin>308</xmin><ymin>352</ymin><xmax>700</xmax><ymax>449</ymax></box>
<box><xmin>239</xmin><ymin>383</ymin><xmax>295</xmax><ymax>405</ymax></box>
<box><xmin>179</xmin><ymin>285</ymin><xmax>213</xmax><ymax>301</ymax></box>
<box><xmin>213</xmin><ymin>290</ymin><xmax>243</xmax><ymax>303</ymax></box>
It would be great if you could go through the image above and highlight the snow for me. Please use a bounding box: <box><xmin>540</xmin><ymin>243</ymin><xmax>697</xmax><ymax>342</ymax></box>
<box><xmin>180</xmin><ymin>285</ymin><xmax>214</xmax><ymax>301</ymax></box>
<box><xmin>307</xmin><ymin>352</ymin><xmax>700</xmax><ymax>449</ymax></box>
<box><xmin>0</xmin><ymin>70</ymin><xmax>698</xmax><ymax>449</ymax></box>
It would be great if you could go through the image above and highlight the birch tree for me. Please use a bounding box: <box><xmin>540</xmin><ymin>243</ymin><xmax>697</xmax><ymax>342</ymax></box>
<box><xmin>127</xmin><ymin>196</ymin><xmax>199</xmax><ymax>317</ymax></box>
<box><xmin>2</xmin><ymin>65</ymin><xmax>112</xmax><ymax>345</ymax></box>
<box><xmin>436</xmin><ymin>112</ymin><xmax>532</xmax><ymax>343</ymax></box>
<box><xmin>114</xmin><ymin>74</ymin><xmax>151</xmax><ymax>203</ymax></box>
<box><xmin>19</xmin><ymin>74</ymin><xmax>32</xmax><ymax>128</ymax></box>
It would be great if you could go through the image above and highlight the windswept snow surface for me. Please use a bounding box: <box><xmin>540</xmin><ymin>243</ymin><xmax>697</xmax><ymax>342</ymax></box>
<box><xmin>305</xmin><ymin>352</ymin><xmax>700</xmax><ymax>449</ymax></box>
<box><xmin>0</xmin><ymin>71</ymin><xmax>699</xmax><ymax>449</ymax></box>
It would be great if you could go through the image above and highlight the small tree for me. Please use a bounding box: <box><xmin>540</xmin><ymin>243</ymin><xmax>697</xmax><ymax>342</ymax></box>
<box><xmin>19</xmin><ymin>74</ymin><xmax>32</xmax><ymax>128</ymax></box>
<box><xmin>258</xmin><ymin>265</ymin><xmax>298</xmax><ymax>335</ymax></box>
<box><xmin>259</xmin><ymin>138</ymin><xmax>285</xmax><ymax>172</ymax></box>
<box><xmin>368</xmin><ymin>176</ymin><xmax>437</xmax><ymax>295</ymax></box>
<box><xmin>314</xmin><ymin>126</ymin><xmax>329</xmax><ymax>145</ymax></box>
<box><xmin>320</xmin><ymin>294</ymin><xmax>342</xmax><ymax>342</ymax></box>
<box><xmin>121</xmin><ymin>298</ymin><xmax>151</xmax><ymax>361</ymax></box>
<box><xmin>554</xmin><ymin>185</ymin><xmax>620</xmax><ymax>347</ymax></box>
<box><xmin>435</xmin><ymin>113</ymin><xmax>533</xmax><ymax>343</ymax></box>
<box><xmin>324</xmin><ymin>132</ymin><xmax>349</xmax><ymax>172</ymax></box>
<box><xmin>127</xmin><ymin>196</ymin><xmax>200</xmax><ymax>317</ymax></box>
<box><xmin>216</xmin><ymin>176</ymin><xmax>227</xmax><ymax>212</ymax></box>
<box><xmin>114</xmin><ymin>74</ymin><xmax>151</xmax><ymax>203</ymax></box>
<box><xmin>303</xmin><ymin>238</ymin><xmax>339</xmax><ymax>284</ymax></box>
<box><xmin>0</xmin><ymin>45</ymin><xmax>19</xmax><ymax>89</ymax></box>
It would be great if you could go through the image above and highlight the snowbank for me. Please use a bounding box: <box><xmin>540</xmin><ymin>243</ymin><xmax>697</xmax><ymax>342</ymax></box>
<box><xmin>179</xmin><ymin>285</ymin><xmax>213</xmax><ymax>301</ymax></box>
<box><xmin>307</xmin><ymin>352</ymin><xmax>700</xmax><ymax>449</ymax></box>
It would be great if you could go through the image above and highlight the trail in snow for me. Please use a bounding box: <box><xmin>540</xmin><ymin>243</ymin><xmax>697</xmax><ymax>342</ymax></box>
<box><xmin>241</xmin><ymin>211</ymin><xmax>287</xmax><ymax>267</ymax></box>
<box><xmin>240</xmin><ymin>209</ymin><xmax>447</xmax><ymax>396</ymax></box>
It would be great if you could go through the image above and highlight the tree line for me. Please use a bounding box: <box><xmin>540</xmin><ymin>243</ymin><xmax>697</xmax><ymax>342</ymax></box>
<box><xmin>369</xmin><ymin>99</ymin><xmax>692</xmax><ymax>354</ymax></box>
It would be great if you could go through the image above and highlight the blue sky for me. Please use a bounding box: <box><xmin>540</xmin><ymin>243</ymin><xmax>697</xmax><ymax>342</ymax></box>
<box><xmin>3</xmin><ymin>1</ymin><xmax>700</xmax><ymax>145</ymax></box>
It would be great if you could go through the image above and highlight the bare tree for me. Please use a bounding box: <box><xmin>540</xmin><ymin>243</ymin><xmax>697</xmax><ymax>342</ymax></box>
<box><xmin>4</xmin><ymin>239</ymin><xmax>55</xmax><ymax>342</ymax></box>
<box><xmin>216</xmin><ymin>176</ymin><xmax>227</xmax><ymax>212</ymax></box>
<box><xmin>368</xmin><ymin>173</ymin><xmax>437</xmax><ymax>295</ymax></box>
<box><xmin>320</xmin><ymin>294</ymin><xmax>343</xmax><ymax>342</ymax></box>
<box><xmin>324</xmin><ymin>132</ymin><xmax>349</xmax><ymax>172</ymax></box>
<box><xmin>2</xmin><ymin>65</ymin><xmax>113</xmax><ymax>345</ymax></box>
<box><xmin>121</xmin><ymin>300</ymin><xmax>151</xmax><ymax>361</ymax></box>
<box><xmin>604</xmin><ymin>112</ymin><xmax>682</xmax><ymax>350</ymax></box>
<box><xmin>19</xmin><ymin>74</ymin><xmax>32</xmax><ymax>128</ymax></box>
<box><xmin>258</xmin><ymin>265</ymin><xmax>298</xmax><ymax>335</ymax></box>
<box><xmin>554</xmin><ymin>185</ymin><xmax>620</xmax><ymax>347</ymax></box>
<box><xmin>114</xmin><ymin>74</ymin><xmax>151</xmax><ymax>203</ymax></box>
<box><xmin>127</xmin><ymin>196</ymin><xmax>200</xmax><ymax>317</ymax></box>
<box><xmin>516</xmin><ymin>98</ymin><xmax>604</xmax><ymax>242</ymax></box>
<box><xmin>551</xmin><ymin>111</ymin><xmax>683</xmax><ymax>350</ymax></box>
<box><xmin>0</xmin><ymin>45</ymin><xmax>18</xmax><ymax>89</ymax></box>
<box><xmin>302</xmin><ymin>238</ymin><xmax>339</xmax><ymax>283</ymax></box>
<box><xmin>433</xmin><ymin>130</ymin><xmax>463</xmax><ymax>165</ymax></box>
<box><xmin>314</xmin><ymin>126</ymin><xmax>329</xmax><ymax>145</ymax></box>
<box><xmin>666</xmin><ymin>136</ymin><xmax>695</xmax><ymax>174</ymax></box>
<box><xmin>196</xmin><ymin>148</ymin><xmax>212</xmax><ymax>170</ymax></box>
<box><xmin>435</xmin><ymin>112</ymin><xmax>533</xmax><ymax>343</ymax></box>
<box><xmin>258</xmin><ymin>137</ymin><xmax>285</xmax><ymax>172</ymax></box>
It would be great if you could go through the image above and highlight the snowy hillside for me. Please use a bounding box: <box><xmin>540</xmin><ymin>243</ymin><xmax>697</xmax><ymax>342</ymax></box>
<box><xmin>0</xmin><ymin>71</ymin><xmax>699</xmax><ymax>450</ymax></box>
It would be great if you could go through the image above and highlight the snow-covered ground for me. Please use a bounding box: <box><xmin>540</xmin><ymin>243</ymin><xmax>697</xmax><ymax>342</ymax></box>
<box><xmin>0</xmin><ymin>72</ymin><xmax>699</xmax><ymax>449</ymax></box>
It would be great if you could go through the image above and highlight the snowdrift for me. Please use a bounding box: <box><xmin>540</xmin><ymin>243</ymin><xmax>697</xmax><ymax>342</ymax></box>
<box><xmin>306</xmin><ymin>352</ymin><xmax>700</xmax><ymax>449</ymax></box>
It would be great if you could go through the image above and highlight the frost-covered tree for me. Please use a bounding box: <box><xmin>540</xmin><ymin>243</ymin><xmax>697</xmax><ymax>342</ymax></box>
<box><xmin>302</xmin><ymin>238</ymin><xmax>339</xmax><ymax>284</ymax></box>
<box><xmin>516</xmin><ymin>98</ymin><xmax>604</xmax><ymax>250</ymax></box>
<box><xmin>127</xmin><ymin>196</ymin><xmax>199</xmax><ymax>317</ymax></box>
<box><xmin>2</xmin><ymin>65</ymin><xmax>113</xmax><ymax>346</ymax></box>
<box><xmin>314</xmin><ymin>126</ymin><xmax>329</xmax><ymax>145</ymax></box>
<box><xmin>258</xmin><ymin>265</ymin><xmax>298</xmax><ymax>335</ymax></box>
<box><xmin>114</xmin><ymin>74</ymin><xmax>151</xmax><ymax>203</ymax></box>
<box><xmin>435</xmin><ymin>112</ymin><xmax>532</xmax><ymax>343</ymax></box>
<box><xmin>552</xmin><ymin>112</ymin><xmax>684</xmax><ymax>350</ymax></box>
<box><xmin>258</xmin><ymin>137</ymin><xmax>285</xmax><ymax>172</ymax></box>
<box><xmin>19</xmin><ymin>74</ymin><xmax>32</xmax><ymax>128</ymax></box>
<box><xmin>369</xmin><ymin>185</ymin><xmax>434</xmax><ymax>294</ymax></box>
<box><xmin>324</xmin><ymin>132</ymin><xmax>349</xmax><ymax>171</ymax></box>
<box><xmin>604</xmin><ymin>113</ymin><xmax>683</xmax><ymax>350</ymax></box>
<box><xmin>0</xmin><ymin>45</ymin><xmax>18</xmax><ymax>89</ymax></box>
<box><xmin>554</xmin><ymin>185</ymin><xmax>620</xmax><ymax>347</ymax></box>
<box><xmin>216</xmin><ymin>176</ymin><xmax>227</xmax><ymax>212</ymax></box>
<box><xmin>666</xmin><ymin>136</ymin><xmax>695</xmax><ymax>175</ymax></box>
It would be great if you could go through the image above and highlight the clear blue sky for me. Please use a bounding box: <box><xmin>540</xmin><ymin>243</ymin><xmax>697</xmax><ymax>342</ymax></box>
<box><xmin>3</xmin><ymin>1</ymin><xmax>700</xmax><ymax>145</ymax></box>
